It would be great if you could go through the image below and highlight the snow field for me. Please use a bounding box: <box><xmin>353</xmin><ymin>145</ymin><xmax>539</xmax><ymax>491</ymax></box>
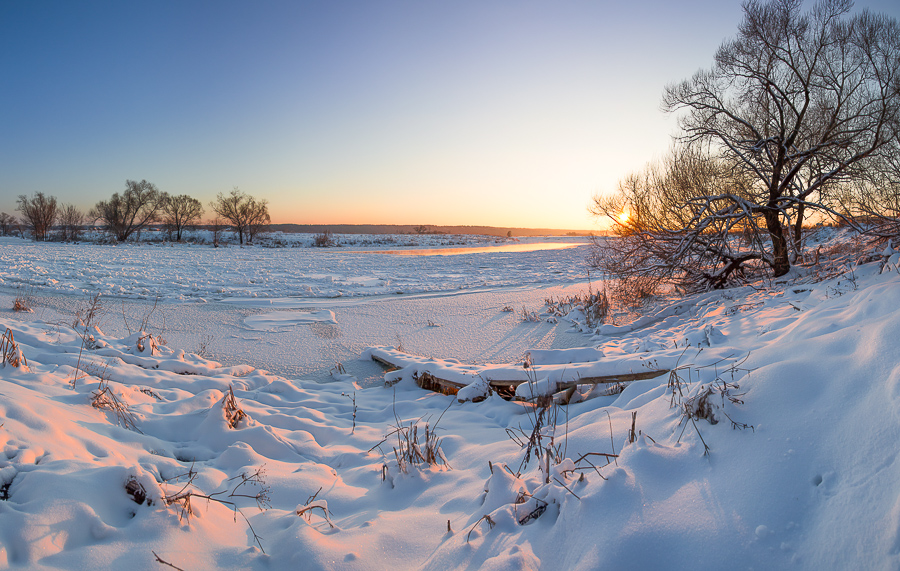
<box><xmin>1</xmin><ymin>233</ymin><xmax>900</xmax><ymax>568</ymax></box>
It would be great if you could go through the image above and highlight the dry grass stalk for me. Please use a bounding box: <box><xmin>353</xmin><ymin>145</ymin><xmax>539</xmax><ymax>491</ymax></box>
<box><xmin>506</xmin><ymin>371</ymin><xmax>565</xmax><ymax>479</ymax></box>
<box><xmin>520</xmin><ymin>306</ymin><xmax>541</xmax><ymax>322</ymax></box>
<box><xmin>371</xmin><ymin>398</ymin><xmax>452</xmax><ymax>473</ymax></box>
<box><xmin>389</xmin><ymin>421</ymin><xmax>449</xmax><ymax>471</ymax></box>
<box><xmin>628</xmin><ymin>411</ymin><xmax>638</xmax><ymax>444</ymax></box>
<box><xmin>92</xmin><ymin>378</ymin><xmax>142</xmax><ymax>433</ymax></box>
<box><xmin>597</xmin><ymin>382</ymin><xmax>629</xmax><ymax>396</ymax></box>
<box><xmin>569</xmin><ymin>452</ymin><xmax>618</xmax><ymax>481</ymax></box>
<box><xmin>123</xmin><ymin>295</ymin><xmax>161</xmax><ymax>336</ymax></box>
<box><xmin>223</xmin><ymin>385</ymin><xmax>247</xmax><ymax>428</ymax></box>
<box><xmin>342</xmin><ymin>391</ymin><xmax>357</xmax><ymax>434</ymax></box>
<box><xmin>669</xmin><ymin>353</ymin><xmax>755</xmax><ymax>456</ymax></box>
<box><xmin>296</xmin><ymin>504</ymin><xmax>334</xmax><ymax>528</ymax></box>
<box><xmin>466</xmin><ymin>514</ymin><xmax>496</xmax><ymax>543</ymax></box>
<box><xmin>0</xmin><ymin>328</ymin><xmax>27</xmax><ymax>369</ymax></box>
<box><xmin>544</xmin><ymin>286</ymin><xmax>610</xmax><ymax>327</ymax></box>
<box><xmin>136</xmin><ymin>333</ymin><xmax>160</xmax><ymax>354</ymax></box>
<box><xmin>71</xmin><ymin>292</ymin><xmax>103</xmax><ymax>388</ymax></box>
<box><xmin>12</xmin><ymin>289</ymin><xmax>33</xmax><ymax>313</ymax></box>
<box><xmin>196</xmin><ymin>333</ymin><xmax>214</xmax><ymax>357</ymax></box>
<box><xmin>296</xmin><ymin>487</ymin><xmax>335</xmax><ymax>528</ymax></box>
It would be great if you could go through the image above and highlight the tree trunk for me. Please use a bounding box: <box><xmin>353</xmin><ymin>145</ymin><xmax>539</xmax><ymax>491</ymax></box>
<box><xmin>764</xmin><ymin>209</ymin><xmax>790</xmax><ymax>277</ymax></box>
<box><xmin>792</xmin><ymin>202</ymin><xmax>805</xmax><ymax>260</ymax></box>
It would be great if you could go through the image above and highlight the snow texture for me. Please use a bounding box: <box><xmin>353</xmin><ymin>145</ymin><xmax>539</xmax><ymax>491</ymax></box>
<box><xmin>0</xmin><ymin>230</ymin><xmax>898</xmax><ymax>569</ymax></box>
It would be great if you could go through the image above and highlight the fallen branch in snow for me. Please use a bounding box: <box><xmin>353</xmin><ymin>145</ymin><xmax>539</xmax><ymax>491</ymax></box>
<box><xmin>569</xmin><ymin>452</ymin><xmax>618</xmax><ymax>480</ymax></box>
<box><xmin>162</xmin><ymin>465</ymin><xmax>270</xmax><ymax>553</ymax></box>
<box><xmin>516</xmin><ymin>495</ymin><xmax>549</xmax><ymax>525</ymax></box>
<box><xmin>152</xmin><ymin>551</ymin><xmax>185</xmax><ymax>571</ymax></box>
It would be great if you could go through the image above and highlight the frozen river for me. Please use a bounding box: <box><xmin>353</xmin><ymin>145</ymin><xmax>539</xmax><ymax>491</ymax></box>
<box><xmin>0</xmin><ymin>236</ymin><xmax>597</xmax><ymax>382</ymax></box>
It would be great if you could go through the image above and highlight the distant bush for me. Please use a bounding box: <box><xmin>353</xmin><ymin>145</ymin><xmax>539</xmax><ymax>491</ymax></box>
<box><xmin>313</xmin><ymin>230</ymin><xmax>335</xmax><ymax>247</ymax></box>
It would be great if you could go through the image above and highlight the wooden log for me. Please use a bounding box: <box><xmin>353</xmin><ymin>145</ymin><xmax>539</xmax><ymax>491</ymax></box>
<box><xmin>482</xmin><ymin>369</ymin><xmax>670</xmax><ymax>388</ymax></box>
<box><xmin>371</xmin><ymin>354</ymin><xmax>400</xmax><ymax>372</ymax></box>
<box><xmin>414</xmin><ymin>371</ymin><xmax>462</xmax><ymax>396</ymax></box>
<box><xmin>369</xmin><ymin>350</ymin><xmax>670</xmax><ymax>400</ymax></box>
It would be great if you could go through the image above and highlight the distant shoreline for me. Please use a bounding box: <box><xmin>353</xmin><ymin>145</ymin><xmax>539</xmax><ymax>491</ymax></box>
<box><xmin>266</xmin><ymin>223</ymin><xmax>596</xmax><ymax>237</ymax></box>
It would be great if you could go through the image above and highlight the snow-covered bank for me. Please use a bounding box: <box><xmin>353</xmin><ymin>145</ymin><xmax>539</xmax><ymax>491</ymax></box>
<box><xmin>0</xmin><ymin>235</ymin><xmax>593</xmax><ymax>383</ymax></box>
<box><xmin>2</xmin><ymin>235</ymin><xmax>900</xmax><ymax>568</ymax></box>
<box><xmin>0</xmin><ymin>282</ymin><xmax>593</xmax><ymax>384</ymax></box>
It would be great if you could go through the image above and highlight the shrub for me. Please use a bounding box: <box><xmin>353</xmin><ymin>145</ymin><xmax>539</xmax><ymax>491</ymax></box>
<box><xmin>313</xmin><ymin>230</ymin><xmax>335</xmax><ymax>247</ymax></box>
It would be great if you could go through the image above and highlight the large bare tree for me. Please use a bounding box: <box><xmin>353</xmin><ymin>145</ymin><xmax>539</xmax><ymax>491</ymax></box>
<box><xmin>162</xmin><ymin>194</ymin><xmax>203</xmax><ymax>241</ymax></box>
<box><xmin>91</xmin><ymin>180</ymin><xmax>168</xmax><ymax>242</ymax></box>
<box><xmin>210</xmin><ymin>188</ymin><xmax>270</xmax><ymax>245</ymax></box>
<box><xmin>16</xmin><ymin>192</ymin><xmax>58</xmax><ymax>241</ymax></box>
<box><xmin>662</xmin><ymin>0</ymin><xmax>900</xmax><ymax>277</ymax></box>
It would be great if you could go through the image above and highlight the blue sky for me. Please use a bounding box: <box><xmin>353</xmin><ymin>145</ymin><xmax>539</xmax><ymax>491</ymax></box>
<box><xmin>2</xmin><ymin>0</ymin><xmax>898</xmax><ymax>230</ymax></box>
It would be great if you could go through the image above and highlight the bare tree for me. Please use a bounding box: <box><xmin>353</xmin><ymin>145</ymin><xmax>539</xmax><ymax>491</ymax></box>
<box><xmin>245</xmin><ymin>199</ymin><xmax>271</xmax><ymax>243</ymax></box>
<box><xmin>58</xmin><ymin>203</ymin><xmax>85</xmax><ymax>241</ymax></box>
<box><xmin>91</xmin><ymin>180</ymin><xmax>168</xmax><ymax>242</ymax></box>
<box><xmin>592</xmin><ymin>146</ymin><xmax>764</xmax><ymax>295</ymax></box>
<box><xmin>0</xmin><ymin>213</ymin><xmax>18</xmax><ymax>236</ymax></box>
<box><xmin>162</xmin><ymin>194</ymin><xmax>203</xmax><ymax>241</ymax></box>
<box><xmin>16</xmin><ymin>192</ymin><xmax>58</xmax><ymax>241</ymax></box>
<box><xmin>209</xmin><ymin>188</ymin><xmax>270</xmax><ymax>245</ymax></box>
<box><xmin>836</xmin><ymin>135</ymin><xmax>900</xmax><ymax>238</ymax></box>
<box><xmin>662</xmin><ymin>0</ymin><xmax>900</xmax><ymax>277</ymax></box>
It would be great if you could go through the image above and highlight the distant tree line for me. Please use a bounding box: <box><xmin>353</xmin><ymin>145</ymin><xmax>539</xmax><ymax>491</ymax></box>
<box><xmin>592</xmin><ymin>0</ymin><xmax>900</xmax><ymax>300</ymax></box>
<box><xmin>5</xmin><ymin>181</ymin><xmax>270</xmax><ymax>245</ymax></box>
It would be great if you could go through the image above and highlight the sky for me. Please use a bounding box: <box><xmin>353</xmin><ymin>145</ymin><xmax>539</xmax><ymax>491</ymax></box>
<box><xmin>2</xmin><ymin>1</ymin><xmax>899</xmax><ymax>231</ymax></box>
